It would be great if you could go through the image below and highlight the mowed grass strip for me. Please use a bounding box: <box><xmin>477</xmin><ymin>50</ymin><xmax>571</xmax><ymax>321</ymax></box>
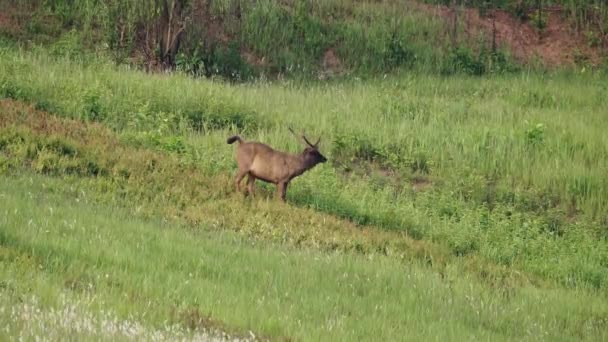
<box><xmin>1</xmin><ymin>175</ymin><xmax>608</xmax><ymax>341</ymax></box>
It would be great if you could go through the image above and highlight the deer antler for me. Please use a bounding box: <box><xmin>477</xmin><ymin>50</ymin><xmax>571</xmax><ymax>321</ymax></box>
<box><xmin>288</xmin><ymin>126</ymin><xmax>299</xmax><ymax>139</ymax></box>
<box><xmin>288</xmin><ymin>126</ymin><xmax>319</xmax><ymax>148</ymax></box>
<box><xmin>302</xmin><ymin>135</ymin><xmax>317</xmax><ymax>148</ymax></box>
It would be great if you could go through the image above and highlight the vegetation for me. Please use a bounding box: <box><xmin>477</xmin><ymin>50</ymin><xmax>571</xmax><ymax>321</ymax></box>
<box><xmin>3</xmin><ymin>0</ymin><xmax>523</xmax><ymax>78</ymax></box>
<box><xmin>425</xmin><ymin>0</ymin><xmax>608</xmax><ymax>27</ymax></box>
<box><xmin>5</xmin><ymin>0</ymin><xmax>604</xmax><ymax>79</ymax></box>
<box><xmin>1</xmin><ymin>47</ymin><xmax>608</xmax><ymax>289</ymax></box>
<box><xmin>1</xmin><ymin>0</ymin><xmax>607</xmax><ymax>339</ymax></box>
<box><xmin>3</xmin><ymin>174</ymin><xmax>607</xmax><ymax>340</ymax></box>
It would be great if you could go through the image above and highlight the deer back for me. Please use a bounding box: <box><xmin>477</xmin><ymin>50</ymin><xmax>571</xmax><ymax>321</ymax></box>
<box><xmin>236</xmin><ymin>142</ymin><xmax>301</xmax><ymax>183</ymax></box>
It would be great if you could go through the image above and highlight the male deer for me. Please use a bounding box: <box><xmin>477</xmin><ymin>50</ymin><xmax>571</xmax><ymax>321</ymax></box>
<box><xmin>227</xmin><ymin>128</ymin><xmax>327</xmax><ymax>202</ymax></box>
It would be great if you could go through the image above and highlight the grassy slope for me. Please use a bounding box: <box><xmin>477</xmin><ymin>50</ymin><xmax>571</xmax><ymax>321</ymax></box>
<box><xmin>0</xmin><ymin>31</ymin><xmax>607</xmax><ymax>337</ymax></box>
<box><xmin>0</xmin><ymin>0</ymin><xmax>446</xmax><ymax>75</ymax></box>
<box><xmin>1</xmin><ymin>49</ymin><xmax>607</xmax><ymax>289</ymax></box>
<box><xmin>2</xmin><ymin>175</ymin><xmax>608</xmax><ymax>341</ymax></box>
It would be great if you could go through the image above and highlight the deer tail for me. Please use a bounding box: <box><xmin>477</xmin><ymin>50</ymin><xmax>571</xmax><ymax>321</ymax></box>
<box><xmin>226</xmin><ymin>135</ymin><xmax>243</xmax><ymax>145</ymax></box>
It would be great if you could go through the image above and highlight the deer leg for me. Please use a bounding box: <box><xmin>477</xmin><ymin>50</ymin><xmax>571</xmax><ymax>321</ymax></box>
<box><xmin>277</xmin><ymin>182</ymin><xmax>288</xmax><ymax>202</ymax></box>
<box><xmin>235</xmin><ymin>170</ymin><xmax>247</xmax><ymax>193</ymax></box>
<box><xmin>246</xmin><ymin>174</ymin><xmax>256</xmax><ymax>197</ymax></box>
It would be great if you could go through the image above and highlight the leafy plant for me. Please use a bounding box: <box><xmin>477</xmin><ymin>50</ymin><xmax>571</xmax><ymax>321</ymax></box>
<box><xmin>443</xmin><ymin>46</ymin><xmax>486</xmax><ymax>76</ymax></box>
<box><xmin>385</xmin><ymin>31</ymin><xmax>416</xmax><ymax>69</ymax></box>
<box><xmin>206</xmin><ymin>42</ymin><xmax>255</xmax><ymax>81</ymax></box>
<box><xmin>524</xmin><ymin>121</ymin><xmax>545</xmax><ymax>146</ymax></box>
<box><xmin>176</xmin><ymin>48</ymin><xmax>206</xmax><ymax>77</ymax></box>
<box><xmin>528</xmin><ymin>10</ymin><xmax>547</xmax><ymax>31</ymax></box>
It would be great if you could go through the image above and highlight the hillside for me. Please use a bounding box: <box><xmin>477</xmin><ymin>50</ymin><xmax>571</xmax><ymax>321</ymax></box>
<box><xmin>1</xmin><ymin>0</ymin><xmax>606</xmax><ymax>78</ymax></box>
<box><xmin>1</xmin><ymin>1</ymin><xmax>608</xmax><ymax>340</ymax></box>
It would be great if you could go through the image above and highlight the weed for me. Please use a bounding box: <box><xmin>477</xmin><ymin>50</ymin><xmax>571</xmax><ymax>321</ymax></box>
<box><xmin>524</xmin><ymin>121</ymin><xmax>545</xmax><ymax>146</ymax></box>
<box><xmin>443</xmin><ymin>46</ymin><xmax>487</xmax><ymax>76</ymax></box>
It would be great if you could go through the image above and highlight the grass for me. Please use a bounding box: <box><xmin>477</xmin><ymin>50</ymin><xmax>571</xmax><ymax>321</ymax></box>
<box><xmin>1</xmin><ymin>174</ymin><xmax>608</xmax><ymax>341</ymax></box>
<box><xmin>6</xmin><ymin>0</ymin><xmax>521</xmax><ymax>78</ymax></box>
<box><xmin>1</xmin><ymin>1</ymin><xmax>607</xmax><ymax>339</ymax></box>
<box><xmin>1</xmin><ymin>47</ymin><xmax>607</xmax><ymax>290</ymax></box>
<box><xmin>0</xmin><ymin>36</ymin><xmax>607</xmax><ymax>338</ymax></box>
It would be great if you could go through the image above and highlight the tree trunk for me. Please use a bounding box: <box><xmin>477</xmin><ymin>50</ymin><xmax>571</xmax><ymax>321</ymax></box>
<box><xmin>450</xmin><ymin>0</ymin><xmax>458</xmax><ymax>48</ymax></box>
<box><xmin>158</xmin><ymin>0</ymin><xmax>187</xmax><ymax>68</ymax></box>
<box><xmin>492</xmin><ymin>14</ymin><xmax>497</xmax><ymax>54</ymax></box>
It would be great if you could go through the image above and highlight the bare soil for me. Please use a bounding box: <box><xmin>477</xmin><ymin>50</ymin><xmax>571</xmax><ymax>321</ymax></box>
<box><xmin>418</xmin><ymin>3</ymin><xmax>604</xmax><ymax>67</ymax></box>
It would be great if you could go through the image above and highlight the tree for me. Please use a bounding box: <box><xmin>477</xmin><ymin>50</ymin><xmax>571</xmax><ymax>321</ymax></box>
<box><xmin>158</xmin><ymin>0</ymin><xmax>190</xmax><ymax>68</ymax></box>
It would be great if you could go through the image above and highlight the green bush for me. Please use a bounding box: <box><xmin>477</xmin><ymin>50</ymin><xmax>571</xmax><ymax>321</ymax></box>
<box><xmin>442</xmin><ymin>46</ymin><xmax>486</xmax><ymax>76</ymax></box>
<box><xmin>207</xmin><ymin>41</ymin><xmax>255</xmax><ymax>81</ymax></box>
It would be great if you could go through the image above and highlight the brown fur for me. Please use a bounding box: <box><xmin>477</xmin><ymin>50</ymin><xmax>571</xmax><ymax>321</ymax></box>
<box><xmin>227</xmin><ymin>134</ymin><xmax>327</xmax><ymax>202</ymax></box>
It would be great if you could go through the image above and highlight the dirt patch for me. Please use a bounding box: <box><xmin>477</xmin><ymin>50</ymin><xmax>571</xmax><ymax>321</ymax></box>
<box><xmin>0</xmin><ymin>6</ymin><xmax>23</xmax><ymax>37</ymax></box>
<box><xmin>0</xmin><ymin>99</ymin><xmax>117</xmax><ymax>145</ymax></box>
<box><xmin>204</xmin><ymin>19</ymin><xmax>231</xmax><ymax>44</ymax></box>
<box><xmin>0</xmin><ymin>12</ymin><xmax>13</xmax><ymax>30</ymax></box>
<box><xmin>321</xmin><ymin>48</ymin><xmax>343</xmax><ymax>75</ymax></box>
<box><xmin>241</xmin><ymin>48</ymin><xmax>267</xmax><ymax>68</ymax></box>
<box><xmin>418</xmin><ymin>3</ymin><xmax>604</xmax><ymax>67</ymax></box>
<box><xmin>411</xmin><ymin>176</ymin><xmax>432</xmax><ymax>193</ymax></box>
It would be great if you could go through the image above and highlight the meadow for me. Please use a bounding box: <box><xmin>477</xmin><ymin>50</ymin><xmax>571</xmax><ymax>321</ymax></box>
<box><xmin>3</xmin><ymin>175</ymin><xmax>607</xmax><ymax>341</ymax></box>
<box><xmin>1</xmin><ymin>44</ymin><xmax>608</xmax><ymax>340</ymax></box>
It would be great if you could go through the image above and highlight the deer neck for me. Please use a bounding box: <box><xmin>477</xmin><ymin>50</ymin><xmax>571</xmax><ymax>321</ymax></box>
<box><xmin>289</xmin><ymin>153</ymin><xmax>314</xmax><ymax>177</ymax></box>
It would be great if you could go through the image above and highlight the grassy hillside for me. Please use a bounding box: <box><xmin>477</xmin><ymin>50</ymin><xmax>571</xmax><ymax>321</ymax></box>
<box><xmin>4</xmin><ymin>0</ymin><xmax>607</xmax><ymax>80</ymax></box>
<box><xmin>1</xmin><ymin>3</ymin><xmax>608</xmax><ymax>337</ymax></box>
<box><xmin>1</xmin><ymin>0</ymin><xmax>519</xmax><ymax>78</ymax></box>
<box><xmin>3</xmin><ymin>174</ymin><xmax>607</xmax><ymax>340</ymax></box>
<box><xmin>1</xmin><ymin>47</ymin><xmax>607</xmax><ymax>289</ymax></box>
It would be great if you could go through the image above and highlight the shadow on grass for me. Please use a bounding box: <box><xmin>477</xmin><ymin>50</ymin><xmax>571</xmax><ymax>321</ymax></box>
<box><xmin>289</xmin><ymin>188</ymin><xmax>425</xmax><ymax>240</ymax></box>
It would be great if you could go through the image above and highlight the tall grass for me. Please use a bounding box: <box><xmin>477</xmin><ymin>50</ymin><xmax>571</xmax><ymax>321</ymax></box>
<box><xmin>1</xmin><ymin>174</ymin><xmax>608</xmax><ymax>340</ymax></box>
<box><xmin>1</xmin><ymin>48</ymin><xmax>607</xmax><ymax>289</ymax></box>
<box><xmin>9</xmin><ymin>0</ymin><xmax>520</xmax><ymax>77</ymax></box>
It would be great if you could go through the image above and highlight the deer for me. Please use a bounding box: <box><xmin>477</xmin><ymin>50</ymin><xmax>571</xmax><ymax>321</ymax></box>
<box><xmin>226</xmin><ymin>128</ymin><xmax>327</xmax><ymax>202</ymax></box>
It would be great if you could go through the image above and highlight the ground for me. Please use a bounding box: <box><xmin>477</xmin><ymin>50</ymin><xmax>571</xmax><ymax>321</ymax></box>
<box><xmin>418</xmin><ymin>3</ymin><xmax>604</xmax><ymax>67</ymax></box>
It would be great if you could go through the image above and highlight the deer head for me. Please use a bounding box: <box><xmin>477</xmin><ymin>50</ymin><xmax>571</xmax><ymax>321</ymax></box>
<box><xmin>289</xmin><ymin>127</ymin><xmax>327</xmax><ymax>165</ymax></box>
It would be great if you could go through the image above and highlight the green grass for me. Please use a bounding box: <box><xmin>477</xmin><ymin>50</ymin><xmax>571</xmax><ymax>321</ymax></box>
<box><xmin>1</xmin><ymin>48</ymin><xmax>607</xmax><ymax>290</ymax></box>
<box><xmin>1</xmin><ymin>44</ymin><xmax>608</xmax><ymax>339</ymax></box>
<box><xmin>1</xmin><ymin>174</ymin><xmax>608</xmax><ymax>341</ymax></box>
<box><xmin>6</xmin><ymin>0</ymin><xmax>521</xmax><ymax>78</ymax></box>
<box><xmin>1</xmin><ymin>2</ymin><xmax>607</xmax><ymax>339</ymax></box>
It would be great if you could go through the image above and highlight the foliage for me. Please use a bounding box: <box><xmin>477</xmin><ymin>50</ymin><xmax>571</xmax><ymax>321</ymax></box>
<box><xmin>3</xmin><ymin>0</ymin><xmax>451</xmax><ymax>77</ymax></box>
<box><xmin>5</xmin><ymin>0</ymin><xmax>607</xmax><ymax>79</ymax></box>
<box><xmin>206</xmin><ymin>41</ymin><xmax>256</xmax><ymax>81</ymax></box>
<box><xmin>524</xmin><ymin>121</ymin><xmax>545</xmax><ymax>146</ymax></box>
<box><xmin>2</xmin><ymin>175</ymin><xmax>608</xmax><ymax>340</ymax></box>
<box><xmin>528</xmin><ymin>8</ymin><xmax>547</xmax><ymax>31</ymax></box>
<box><xmin>1</xmin><ymin>51</ymin><xmax>608</xmax><ymax>292</ymax></box>
<box><xmin>175</xmin><ymin>47</ymin><xmax>206</xmax><ymax>77</ymax></box>
<box><xmin>442</xmin><ymin>46</ymin><xmax>517</xmax><ymax>75</ymax></box>
<box><xmin>425</xmin><ymin>0</ymin><xmax>608</xmax><ymax>33</ymax></box>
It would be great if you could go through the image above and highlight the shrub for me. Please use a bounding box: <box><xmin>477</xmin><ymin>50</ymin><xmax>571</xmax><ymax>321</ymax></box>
<box><xmin>524</xmin><ymin>121</ymin><xmax>545</xmax><ymax>146</ymax></box>
<box><xmin>443</xmin><ymin>46</ymin><xmax>486</xmax><ymax>76</ymax></box>
<box><xmin>175</xmin><ymin>48</ymin><xmax>206</xmax><ymax>78</ymax></box>
<box><xmin>205</xmin><ymin>42</ymin><xmax>255</xmax><ymax>81</ymax></box>
<box><xmin>385</xmin><ymin>31</ymin><xmax>416</xmax><ymax>69</ymax></box>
